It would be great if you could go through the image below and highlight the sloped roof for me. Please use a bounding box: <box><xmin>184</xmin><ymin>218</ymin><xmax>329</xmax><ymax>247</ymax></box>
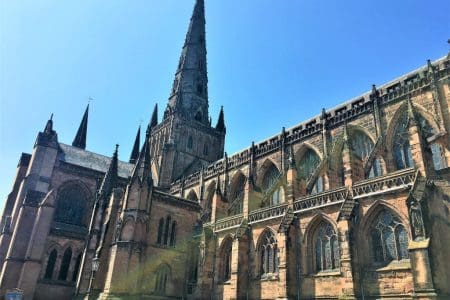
<box><xmin>58</xmin><ymin>143</ymin><xmax>134</xmax><ymax>179</ymax></box>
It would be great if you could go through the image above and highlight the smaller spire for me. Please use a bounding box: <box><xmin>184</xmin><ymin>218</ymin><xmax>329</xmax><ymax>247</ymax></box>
<box><xmin>97</xmin><ymin>144</ymin><xmax>119</xmax><ymax>205</ymax></box>
<box><xmin>149</xmin><ymin>103</ymin><xmax>158</xmax><ymax>131</ymax></box>
<box><xmin>72</xmin><ymin>104</ymin><xmax>89</xmax><ymax>149</ymax></box>
<box><xmin>215</xmin><ymin>106</ymin><xmax>226</xmax><ymax>133</ymax></box>
<box><xmin>44</xmin><ymin>113</ymin><xmax>54</xmax><ymax>135</ymax></box>
<box><xmin>129</xmin><ymin>125</ymin><xmax>141</xmax><ymax>164</ymax></box>
<box><xmin>130</xmin><ymin>128</ymin><xmax>152</xmax><ymax>186</ymax></box>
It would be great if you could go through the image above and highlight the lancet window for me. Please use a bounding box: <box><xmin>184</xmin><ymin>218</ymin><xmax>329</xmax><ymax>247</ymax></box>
<box><xmin>154</xmin><ymin>264</ymin><xmax>170</xmax><ymax>295</ymax></box>
<box><xmin>157</xmin><ymin>216</ymin><xmax>177</xmax><ymax>247</ymax></box>
<box><xmin>220</xmin><ymin>238</ymin><xmax>232</xmax><ymax>281</ymax></box>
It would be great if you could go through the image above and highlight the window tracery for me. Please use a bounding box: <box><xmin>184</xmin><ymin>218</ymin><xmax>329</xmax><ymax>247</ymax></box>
<box><xmin>314</xmin><ymin>222</ymin><xmax>339</xmax><ymax>272</ymax></box>
<box><xmin>370</xmin><ymin>210</ymin><xmax>409</xmax><ymax>263</ymax></box>
<box><xmin>351</xmin><ymin>131</ymin><xmax>374</xmax><ymax>160</ymax></box>
<box><xmin>298</xmin><ymin>149</ymin><xmax>320</xmax><ymax>180</ymax></box>
<box><xmin>259</xmin><ymin>230</ymin><xmax>278</xmax><ymax>277</ymax></box>
<box><xmin>55</xmin><ymin>184</ymin><xmax>88</xmax><ymax>227</ymax></box>
<box><xmin>228</xmin><ymin>175</ymin><xmax>245</xmax><ymax>215</ymax></box>
<box><xmin>262</xmin><ymin>166</ymin><xmax>282</xmax><ymax>206</ymax></box>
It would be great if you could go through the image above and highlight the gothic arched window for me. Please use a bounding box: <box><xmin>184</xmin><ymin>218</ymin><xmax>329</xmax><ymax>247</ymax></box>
<box><xmin>259</xmin><ymin>230</ymin><xmax>278</xmax><ymax>277</ymax></box>
<box><xmin>298</xmin><ymin>149</ymin><xmax>320</xmax><ymax>180</ymax></box>
<box><xmin>203</xmin><ymin>144</ymin><xmax>209</xmax><ymax>156</ymax></box>
<box><xmin>187</xmin><ymin>136</ymin><xmax>193</xmax><ymax>149</ymax></box>
<box><xmin>220</xmin><ymin>238</ymin><xmax>232</xmax><ymax>281</ymax></box>
<box><xmin>72</xmin><ymin>253</ymin><xmax>82</xmax><ymax>282</ymax></box>
<box><xmin>368</xmin><ymin>158</ymin><xmax>384</xmax><ymax>178</ymax></box>
<box><xmin>170</xmin><ymin>221</ymin><xmax>176</xmax><ymax>247</ymax></box>
<box><xmin>154</xmin><ymin>264</ymin><xmax>170</xmax><ymax>295</ymax></box>
<box><xmin>163</xmin><ymin>216</ymin><xmax>171</xmax><ymax>245</ymax></box>
<box><xmin>351</xmin><ymin>131</ymin><xmax>374</xmax><ymax>160</ymax></box>
<box><xmin>314</xmin><ymin>222</ymin><xmax>339</xmax><ymax>272</ymax></box>
<box><xmin>228</xmin><ymin>175</ymin><xmax>245</xmax><ymax>216</ymax></box>
<box><xmin>262</xmin><ymin>165</ymin><xmax>282</xmax><ymax>206</ymax></box>
<box><xmin>393</xmin><ymin>113</ymin><xmax>413</xmax><ymax>170</ymax></box>
<box><xmin>58</xmin><ymin>247</ymin><xmax>72</xmax><ymax>281</ymax></box>
<box><xmin>157</xmin><ymin>218</ymin><xmax>164</xmax><ymax>245</ymax></box>
<box><xmin>44</xmin><ymin>249</ymin><xmax>57</xmax><ymax>280</ymax></box>
<box><xmin>187</xmin><ymin>190</ymin><xmax>198</xmax><ymax>202</ymax></box>
<box><xmin>370</xmin><ymin>210</ymin><xmax>409</xmax><ymax>264</ymax></box>
<box><xmin>55</xmin><ymin>184</ymin><xmax>88</xmax><ymax>227</ymax></box>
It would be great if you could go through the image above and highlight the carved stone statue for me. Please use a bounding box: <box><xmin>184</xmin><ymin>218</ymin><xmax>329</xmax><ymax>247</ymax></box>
<box><xmin>409</xmin><ymin>199</ymin><xmax>425</xmax><ymax>239</ymax></box>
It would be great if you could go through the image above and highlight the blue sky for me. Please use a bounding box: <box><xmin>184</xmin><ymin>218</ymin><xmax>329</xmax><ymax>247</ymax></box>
<box><xmin>1</xmin><ymin>0</ymin><xmax>449</xmax><ymax>206</ymax></box>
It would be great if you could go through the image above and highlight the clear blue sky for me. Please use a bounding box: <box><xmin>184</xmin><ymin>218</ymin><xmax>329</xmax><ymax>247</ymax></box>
<box><xmin>1</xmin><ymin>0</ymin><xmax>449</xmax><ymax>206</ymax></box>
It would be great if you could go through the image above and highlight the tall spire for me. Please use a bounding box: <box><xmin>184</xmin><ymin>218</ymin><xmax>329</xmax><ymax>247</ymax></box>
<box><xmin>165</xmin><ymin>0</ymin><xmax>209</xmax><ymax>124</ymax></box>
<box><xmin>215</xmin><ymin>106</ymin><xmax>226</xmax><ymax>133</ymax></box>
<box><xmin>72</xmin><ymin>104</ymin><xmax>89</xmax><ymax>149</ymax></box>
<box><xmin>98</xmin><ymin>144</ymin><xmax>119</xmax><ymax>205</ymax></box>
<box><xmin>129</xmin><ymin>126</ymin><xmax>141</xmax><ymax>164</ymax></box>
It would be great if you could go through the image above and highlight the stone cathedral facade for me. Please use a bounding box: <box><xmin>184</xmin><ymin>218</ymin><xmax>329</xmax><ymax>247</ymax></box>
<box><xmin>1</xmin><ymin>0</ymin><xmax>450</xmax><ymax>299</ymax></box>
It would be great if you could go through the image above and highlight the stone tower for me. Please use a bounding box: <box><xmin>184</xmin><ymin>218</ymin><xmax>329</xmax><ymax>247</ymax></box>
<box><xmin>149</xmin><ymin>0</ymin><xmax>226</xmax><ymax>187</ymax></box>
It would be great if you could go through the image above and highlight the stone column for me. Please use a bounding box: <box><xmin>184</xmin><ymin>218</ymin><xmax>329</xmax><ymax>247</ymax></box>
<box><xmin>337</xmin><ymin>219</ymin><xmax>356</xmax><ymax>299</ymax></box>
<box><xmin>408</xmin><ymin>239</ymin><xmax>437</xmax><ymax>299</ymax></box>
<box><xmin>276</xmin><ymin>231</ymin><xmax>289</xmax><ymax>300</ymax></box>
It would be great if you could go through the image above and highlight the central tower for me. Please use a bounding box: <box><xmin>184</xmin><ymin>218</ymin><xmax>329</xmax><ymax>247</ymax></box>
<box><xmin>149</xmin><ymin>0</ymin><xmax>226</xmax><ymax>187</ymax></box>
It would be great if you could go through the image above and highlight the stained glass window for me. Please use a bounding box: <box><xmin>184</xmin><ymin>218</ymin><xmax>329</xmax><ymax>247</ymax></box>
<box><xmin>394</xmin><ymin>111</ymin><xmax>446</xmax><ymax>170</ymax></box>
<box><xmin>368</xmin><ymin>158</ymin><xmax>383</xmax><ymax>178</ymax></box>
<box><xmin>259</xmin><ymin>230</ymin><xmax>278</xmax><ymax>276</ymax></box>
<box><xmin>371</xmin><ymin>210</ymin><xmax>409</xmax><ymax>263</ymax></box>
<box><xmin>44</xmin><ymin>249</ymin><xmax>57</xmax><ymax>280</ymax></box>
<box><xmin>352</xmin><ymin>131</ymin><xmax>374</xmax><ymax>160</ymax></box>
<box><xmin>314</xmin><ymin>223</ymin><xmax>339</xmax><ymax>272</ymax></box>
<box><xmin>393</xmin><ymin>113</ymin><xmax>413</xmax><ymax>169</ymax></box>
<box><xmin>311</xmin><ymin>176</ymin><xmax>324</xmax><ymax>195</ymax></box>
<box><xmin>229</xmin><ymin>175</ymin><xmax>245</xmax><ymax>215</ymax></box>
<box><xmin>55</xmin><ymin>184</ymin><xmax>87</xmax><ymax>226</ymax></box>
<box><xmin>299</xmin><ymin>149</ymin><xmax>320</xmax><ymax>180</ymax></box>
<box><xmin>262</xmin><ymin>166</ymin><xmax>282</xmax><ymax>206</ymax></box>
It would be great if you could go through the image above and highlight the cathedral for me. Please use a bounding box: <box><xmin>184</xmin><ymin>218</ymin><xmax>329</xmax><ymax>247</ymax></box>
<box><xmin>1</xmin><ymin>0</ymin><xmax>450</xmax><ymax>299</ymax></box>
